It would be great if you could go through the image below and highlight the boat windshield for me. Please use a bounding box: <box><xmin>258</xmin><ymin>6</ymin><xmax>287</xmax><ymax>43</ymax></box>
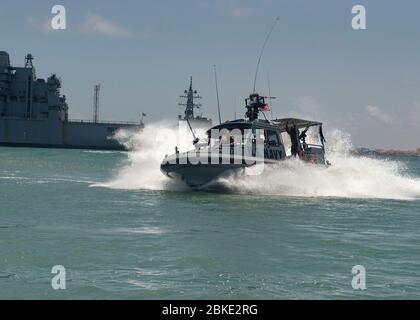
<box><xmin>206</xmin><ymin>124</ymin><xmax>253</xmax><ymax>149</ymax></box>
<box><xmin>281</xmin><ymin>124</ymin><xmax>325</xmax><ymax>156</ymax></box>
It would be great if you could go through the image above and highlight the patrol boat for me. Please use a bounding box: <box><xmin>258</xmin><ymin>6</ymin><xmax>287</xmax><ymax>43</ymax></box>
<box><xmin>160</xmin><ymin>92</ymin><xmax>328</xmax><ymax>189</ymax></box>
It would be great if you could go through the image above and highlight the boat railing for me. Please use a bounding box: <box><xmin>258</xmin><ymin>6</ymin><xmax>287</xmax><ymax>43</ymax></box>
<box><xmin>68</xmin><ymin>119</ymin><xmax>141</xmax><ymax>126</ymax></box>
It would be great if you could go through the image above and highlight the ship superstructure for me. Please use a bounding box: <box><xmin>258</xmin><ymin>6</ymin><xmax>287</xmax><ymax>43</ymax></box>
<box><xmin>0</xmin><ymin>51</ymin><xmax>143</xmax><ymax>150</ymax></box>
<box><xmin>178</xmin><ymin>77</ymin><xmax>212</xmax><ymax>129</ymax></box>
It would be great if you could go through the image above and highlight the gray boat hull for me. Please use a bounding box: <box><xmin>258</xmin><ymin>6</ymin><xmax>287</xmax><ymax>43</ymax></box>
<box><xmin>161</xmin><ymin>162</ymin><xmax>246</xmax><ymax>189</ymax></box>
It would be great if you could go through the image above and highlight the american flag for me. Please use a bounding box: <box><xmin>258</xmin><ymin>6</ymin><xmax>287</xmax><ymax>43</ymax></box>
<box><xmin>262</xmin><ymin>104</ymin><xmax>270</xmax><ymax>112</ymax></box>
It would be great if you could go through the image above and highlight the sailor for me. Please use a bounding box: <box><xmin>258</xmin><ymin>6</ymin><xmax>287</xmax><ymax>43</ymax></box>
<box><xmin>286</xmin><ymin>122</ymin><xmax>300</xmax><ymax>157</ymax></box>
<box><xmin>299</xmin><ymin>127</ymin><xmax>309</xmax><ymax>150</ymax></box>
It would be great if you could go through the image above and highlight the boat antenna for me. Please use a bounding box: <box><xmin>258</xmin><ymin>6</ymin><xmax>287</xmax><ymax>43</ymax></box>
<box><xmin>252</xmin><ymin>17</ymin><xmax>280</xmax><ymax>94</ymax></box>
<box><xmin>234</xmin><ymin>96</ymin><xmax>237</xmax><ymax>119</ymax></box>
<box><xmin>267</xmin><ymin>70</ymin><xmax>274</xmax><ymax>120</ymax></box>
<box><xmin>186</xmin><ymin>117</ymin><xmax>198</xmax><ymax>144</ymax></box>
<box><xmin>213</xmin><ymin>65</ymin><xmax>222</xmax><ymax>125</ymax></box>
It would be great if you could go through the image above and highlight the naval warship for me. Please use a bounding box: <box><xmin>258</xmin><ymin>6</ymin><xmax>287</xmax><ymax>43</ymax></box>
<box><xmin>178</xmin><ymin>77</ymin><xmax>212</xmax><ymax>130</ymax></box>
<box><xmin>0</xmin><ymin>51</ymin><xmax>143</xmax><ymax>150</ymax></box>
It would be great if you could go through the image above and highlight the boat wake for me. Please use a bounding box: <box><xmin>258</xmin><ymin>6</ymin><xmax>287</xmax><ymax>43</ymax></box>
<box><xmin>92</xmin><ymin>121</ymin><xmax>198</xmax><ymax>192</ymax></box>
<box><xmin>94</xmin><ymin>122</ymin><xmax>420</xmax><ymax>200</ymax></box>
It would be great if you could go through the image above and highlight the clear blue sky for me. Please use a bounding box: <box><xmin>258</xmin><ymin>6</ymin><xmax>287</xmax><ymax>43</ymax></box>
<box><xmin>1</xmin><ymin>0</ymin><xmax>420</xmax><ymax>148</ymax></box>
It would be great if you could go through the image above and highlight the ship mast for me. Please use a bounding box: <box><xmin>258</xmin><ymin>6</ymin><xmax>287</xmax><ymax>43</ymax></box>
<box><xmin>178</xmin><ymin>76</ymin><xmax>202</xmax><ymax>120</ymax></box>
<box><xmin>93</xmin><ymin>84</ymin><xmax>100</xmax><ymax>123</ymax></box>
<box><xmin>24</xmin><ymin>54</ymin><xmax>35</xmax><ymax>119</ymax></box>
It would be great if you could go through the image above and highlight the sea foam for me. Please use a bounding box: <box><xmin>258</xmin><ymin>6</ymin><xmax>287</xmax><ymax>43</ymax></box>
<box><xmin>94</xmin><ymin>122</ymin><xmax>420</xmax><ymax>200</ymax></box>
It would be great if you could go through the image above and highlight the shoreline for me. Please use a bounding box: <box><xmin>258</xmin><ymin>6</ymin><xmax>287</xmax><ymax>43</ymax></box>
<box><xmin>352</xmin><ymin>147</ymin><xmax>420</xmax><ymax>157</ymax></box>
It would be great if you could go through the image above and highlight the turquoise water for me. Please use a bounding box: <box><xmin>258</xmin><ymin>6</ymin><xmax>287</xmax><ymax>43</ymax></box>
<box><xmin>1</xmin><ymin>147</ymin><xmax>420</xmax><ymax>299</ymax></box>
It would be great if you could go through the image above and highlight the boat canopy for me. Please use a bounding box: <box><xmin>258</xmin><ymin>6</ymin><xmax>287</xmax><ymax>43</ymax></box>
<box><xmin>271</xmin><ymin>118</ymin><xmax>322</xmax><ymax>132</ymax></box>
<box><xmin>207</xmin><ymin>118</ymin><xmax>322</xmax><ymax>134</ymax></box>
<box><xmin>207</xmin><ymin>121</ymin><xmax>252</xmax><ymax>132</ymax></box>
